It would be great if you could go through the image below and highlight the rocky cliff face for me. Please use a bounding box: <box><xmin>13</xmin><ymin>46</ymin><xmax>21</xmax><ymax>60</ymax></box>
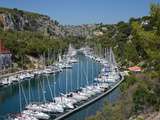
<box><xmin>0</xmin><ymin>8</ymin><xmax>64</xmax><ymax>36</ymax></box>
<box><xmin>0</xmin><ymin>7</ymin><xmax>100</xmax><ymax>38</ymax></box>
<box><xmin>62</xmin><ymin>24</ymin><xmax>97</xmax><ymax>37</ymax></box>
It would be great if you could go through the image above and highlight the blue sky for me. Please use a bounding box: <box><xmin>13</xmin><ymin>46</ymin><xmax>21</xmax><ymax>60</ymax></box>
<box><xmin>0</xmin><ymin>0</ymin><xmax>160</xmax><ymax>25</ymax></box>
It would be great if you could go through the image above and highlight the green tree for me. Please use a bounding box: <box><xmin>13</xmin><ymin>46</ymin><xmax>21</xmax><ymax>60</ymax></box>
<box><xmin>150</xmin><ymin>3</ymin><xmax>160</xmax><ymax>35</ymax></box>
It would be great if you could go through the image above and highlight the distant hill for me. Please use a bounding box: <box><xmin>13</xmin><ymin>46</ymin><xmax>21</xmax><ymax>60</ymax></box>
<box><xmin>0</xmin><ymin>7</ymin><xmax>99</xmax><ymax>37</ymax></box>
<box><xmin>0</xmin><ymin>7</ymin><xmax>65</xmax><ymax>36</ymax></box>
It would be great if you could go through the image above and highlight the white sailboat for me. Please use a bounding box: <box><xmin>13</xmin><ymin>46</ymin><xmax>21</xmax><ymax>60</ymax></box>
<box><xmin>13</xmin><ymin>114</ymin><xmax>38</xmax><ymax>120</ymax></box>
<box><xmin>11</xmin><ymin>79</ymin><xmax>38</xmax><ymax>120</ymax></box>
<box><xmin>54</xmin><ymin>69</ymin><xmax>75</xmax><ymax>109</ymax></box>
<box><xmin>67</xmin><ymin>44</ymin><xmax>77</xmax><ymax>57</ymax></box>
<box><xmin>22</xmin><ymin>110</ymin><xmax>50</xmax><ymax>120</ymax></box>
<box><xmin>24</xmin><ymin>76</ymin><xmax>50</xmax><ymax>119</ymax></box>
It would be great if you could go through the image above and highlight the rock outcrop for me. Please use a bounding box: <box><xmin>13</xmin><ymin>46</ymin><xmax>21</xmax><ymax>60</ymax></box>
<box><xmin>0</xmin><ymin>7</ymin><xmax>100</xmax><ymax>38</ymax></box>
<box><xmin>0</xmin><ymin>8</ymin><xmax>64</xmax><ymax>36</ymax></box>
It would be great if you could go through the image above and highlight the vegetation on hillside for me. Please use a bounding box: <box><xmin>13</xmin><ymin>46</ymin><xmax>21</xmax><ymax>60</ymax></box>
<box><xmin>0</xmin><ymin>2</ymin><xmax>159</xmax><ymax>120</ymax></box>
<box><xmin>0</xmin><ymin>26</ymin><xmax>86</xmax><ymax>68</ymax></box>
<box><xmin>0</xmin><ymin>7</ymin><xmax>42</xmax><ymax>19</ymax></box>
<box><xmin>87</xmin><ymin>3</ymin><xmax>160</xmax><ymax>120</ymax></box>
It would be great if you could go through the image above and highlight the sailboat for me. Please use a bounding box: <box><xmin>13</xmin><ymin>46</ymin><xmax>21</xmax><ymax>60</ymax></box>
<box><xmin>54</xmin><ymin>69</ymin><xmax>75</xmax><ymax>109</ymax></box>
<box><xmin>25</xmin><ymin>76</ymin><xmax>51</xmax><ymax>119</ymax></box>
<box><xmin>66</xmin><ymin>44</ymin><xmax>78</xmax><ymax>64</ymax></box>
<box><xmin>22</xmin><ymin>110</ymin><xmax>50</xmax><ymax>120</ymax></box>
<box><xmin>54</xmin><ymin>92</ymin><xmax>75</xmax><ymax>109</ymax></box>
<box><xmin>9</xmin><ymin>79</ymin><xmax>38</xmax><ymax>120</ymax></box>
<box><xmin>66</xmin><ymin>63</ymin><xmax>88</xmax><ymax>102</ymax></box>
<box><xmin>41</xmin><ymin>74</ymin><xmax>64</xmax><ymax>113</ymax></box>
<box><xmin>11</xmin><ymin>114</ymin><xmax>38</xmax><ymax>120</ymax></box>
<box><xmin>67</xmin><ymin>44</ymin><xmax>77</xmax><ymax>57</ymax></box>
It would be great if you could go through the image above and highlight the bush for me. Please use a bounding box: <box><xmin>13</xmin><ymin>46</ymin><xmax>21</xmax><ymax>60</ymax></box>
<box><xmin>120</xmin><ymin>75</ymin><xmax>138</xmax><ymax>92</ymax></box>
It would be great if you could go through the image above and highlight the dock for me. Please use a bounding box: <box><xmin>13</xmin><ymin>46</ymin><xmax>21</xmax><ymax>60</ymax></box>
<box><xmin>55</xmin><ymin>73</ymin><xmax>125</xmax><ymax>120</ymax></box>
<box><xmin>0</xmin><ymin>69</ymin><xmax>35</xmax><ymax>79</ymax></box>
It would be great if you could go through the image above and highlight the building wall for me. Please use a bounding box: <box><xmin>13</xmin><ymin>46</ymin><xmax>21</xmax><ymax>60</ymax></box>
<box><xmin>0</xmin><ymin>39</ymin><xmax>12</xmax><ymax>69</ymax></box>
<box><xmin>0</xmin><ymin>53</ymin><xmax>12</xmax><ymax>69</ymax></box>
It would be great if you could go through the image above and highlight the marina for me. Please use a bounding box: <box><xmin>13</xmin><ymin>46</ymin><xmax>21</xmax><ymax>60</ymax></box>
<box><xmin>0</xmin><ymin>47</ymin><xmax>124</xmax><ymax>120</ymax></box>
<box><xmin>0</xmin><ymin>1</ymin><xmax>158</xmax><ymax>120</ymax></box>
<box><xmin>55</xmin><ymin>74</ymin><xmax>124</xmax><ymax>120</ymax></box>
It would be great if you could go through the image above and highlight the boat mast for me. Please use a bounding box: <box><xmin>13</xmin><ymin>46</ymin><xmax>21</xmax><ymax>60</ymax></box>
<box><xmin>91</xmin><ymin>55</ymin><xmax>94</xmax><ymax>84</ymax></box>
<box><xmin>53</xmin><ymin>81</ymin><xmax>56</xmax><ymax>98</ymax></box>
<box><xmin>42</xmin><ymin>53</ymin><xmax>46</xmax><ymax>103</ymax></box>
<box><xmin>28</xmin><ymin>77</ymin><xmax>31</xmax><ymax>104</ymax></box>
<box><xmin>86</xmin><ymin>57</ymin><xmax>89</xmax><ymax>85</ymax></box>
<box><xmin>83</xmin><ymin>58</ymin><xmax>89</xmax><ymax>86</ymax></box>
<box><xmin>105</xmin><ymin>48</ymin><xmax>107</xmax><ymax>60</ymax></box>
<box><xmin>65</xmin><ymin>68</ymin><xmax>68</xmax><ymax>94</ymax></box>
<box><xmin>80</xmin><ymin>60</ymin><xmax>83</xmax><ymax>87</ymax></box>
<box><xmin>46</xmin><ymin>74</ymin><xmax>54</xmax><ymax>101</ymax></box>
<box><xmin>19</xmin><ymin>80</ymin><xmax>22</xmax><ymax>112</ymax></box>
<box><xmin>77</xmin><ymin>57</ymin><xmax>79</xmax><ymax>89</ymax></box>
<box><xmin>37</xmin><ymin>76</ymin><xmax>41</xmax><ymax>103</ymax></box>
<box><xmin>42</xmin><ymin>76</ymin><xmax>46</xmax><ymax>103</ymax></box>
<box><xmin>70</xmin><ymin>68</ymin><xmax>73</xmax><ymax>92</ymax></box>
<box><xmin>21</xmin><ymin>83</ymin><xmax>28</xmax><ymax>105</ymax></box>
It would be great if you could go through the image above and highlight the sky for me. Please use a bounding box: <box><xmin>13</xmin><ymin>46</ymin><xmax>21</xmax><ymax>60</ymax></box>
<box><xmin>0</xmin><ymin>0</ymin><xmax>160</xmax><ymax>25</ymax></box>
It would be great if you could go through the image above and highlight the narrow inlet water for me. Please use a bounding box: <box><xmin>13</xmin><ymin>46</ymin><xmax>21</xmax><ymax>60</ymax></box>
<box><xmin>0</xmin><ymin>54</ymin><xmax>121</xmax><ymax>120</ymax></box>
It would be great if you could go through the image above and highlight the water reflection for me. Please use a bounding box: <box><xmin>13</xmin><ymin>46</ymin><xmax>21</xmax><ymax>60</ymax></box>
<box><xmin>0</xmin><ymin>55</ymin><xmax>102</xmax><ymax>118</ymax></box>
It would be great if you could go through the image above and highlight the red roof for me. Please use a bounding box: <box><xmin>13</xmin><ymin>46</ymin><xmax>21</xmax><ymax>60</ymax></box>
<box><xmin>0</xmin><ymin>40</ymin><xmax>10</xmax><ymax>54</ymax></box>
<box><xmin>128</xmin><ymin>66</ymin><xmax>142</xmax><ymax>72</ymax></box>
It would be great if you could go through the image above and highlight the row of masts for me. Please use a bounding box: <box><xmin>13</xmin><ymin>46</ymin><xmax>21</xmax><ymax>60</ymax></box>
<box><xmin>9</xmin><ymin>46</ymin><xmax>120</xmax><ymax>120</ymax></box>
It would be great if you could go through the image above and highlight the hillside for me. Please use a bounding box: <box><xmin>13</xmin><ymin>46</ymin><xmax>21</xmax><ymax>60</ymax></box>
<box><xmin>0</xmin><ymin>7</ymin><xmax>97</xmax><ymax>37</ymax></box>
<box><xmin>87</xmin><ymin>3</ymin><xmax>160</xmax><ymax>120</ymax></box>
<box><xmin>0</xmin><ymin>7</ymin><xmax>65</xmax><ymax>36</ymax></box>
<box><xmin>0</xmin><ymin>5</ymin><xmax>159</xmax><ymax>71</ymax></box>
<box><xmin>0</xmin><ymin>3</ymin><xmax>160</xmax><ymax>120</ymax></box>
